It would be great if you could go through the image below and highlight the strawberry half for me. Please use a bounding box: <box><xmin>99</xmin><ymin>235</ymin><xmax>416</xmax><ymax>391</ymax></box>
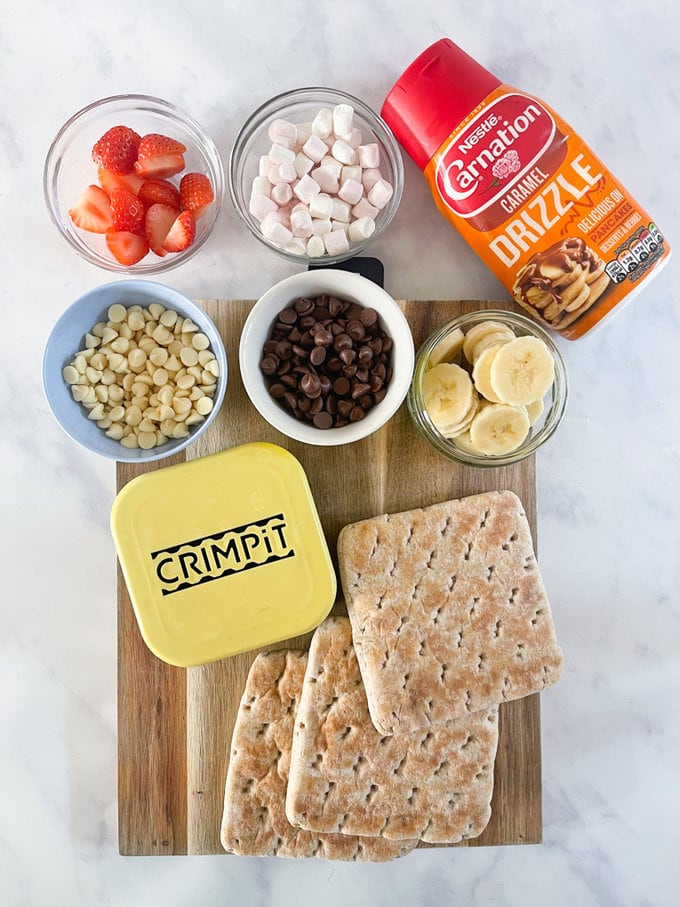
<box><xmin>138</xmin><ymin>179</ymin><xmax>181</xmax><ymax>210</ymax></box>
<box><xmin>110</xmin><ymin>187</ymin><xmax>145</xmax><ymax>235</ymax></box>
<box><xmin>68</xmin><ymin>184</ymin><xmax>112</xmax><ymax>233</ymax></box>
<box><xmin>180</xmin><ymin>172</ymin><xmax>214</xmax><ymax>220</ymax></box>
<box><xmin>134</xmin><ymin>133</ymin><xmax>187</xmax><ymax>179</ymax></box>
<box><xmin>92</xmin><ymin>126</ymin><xmax>141</xmax><ymax>174</ymax></box>
<box><xmin>106</xmin><ymin>230</ymin><xmax>149</xmax><ymax>266</ymax></box>
<box><xmin>98</xmin><ymin>167</ymin><xmax>143</xmax><ymax>197</ymax></box>
<box><xmin>162</xmin><ymin>210</ymin><xmax>196</xmax><ymax>252</ymax></box>
<box><xmin>145</xmin><ymin>203</ymin><xmax>180</xmax><ymax>257</ymax></box>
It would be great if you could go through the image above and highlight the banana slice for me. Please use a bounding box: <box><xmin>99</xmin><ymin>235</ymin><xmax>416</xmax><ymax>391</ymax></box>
<box><xmin>472</xmin><ymin>343</ymin><xmax>505</xmax><ymax>403</ymax></box>
<box><xmin>489</xmin><ymin>336</ymin><xmax>555</xmax><ymax>406</ymax></box>
<box><xmin>469</xmin><ymin>403</ymin><xmax>530</xmax><ymax>455</ymax></box>
<box><xmin>441</xmin><ymin>391</ymin><xmax>480</xmax><ymax>438</ymax></box>
<box><xmin>471</xmin><ymin>330</ymin><xmax>514</xmax><ymax>363</ymax></box>
<box><xmin>462</xmin><ymin>320</ymin><xmax>513</xmax><ymax>363</ymax></box>
<box><xmin>423</xmin><ymin>362</ymin><xmax>474</xmax><ymax>431</ymax></box>
<box><xmin>525</xmin><ymin>397</ymin><xmax>544</xmax><ymax>426</ymax></box>
<box><xmin>452</xmin><ymin>430</ymin><xmax>483</xmax><ymax>455</ymax></box>
<box><xmin>428</xmin><ymin>327</ymin><xmax>465</xmax><ymax>369</ymax></box>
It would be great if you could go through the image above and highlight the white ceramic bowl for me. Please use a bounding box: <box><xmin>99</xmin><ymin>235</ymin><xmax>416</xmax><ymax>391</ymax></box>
<box><xmin>239</xmin><ymin>270</ymin><xmax>414</xmax><ymax>445</ymax></box>
<box><xmin>42</xmin><ymin>279</ymin><xmax>228</xmax><ymax>462</ymax></box>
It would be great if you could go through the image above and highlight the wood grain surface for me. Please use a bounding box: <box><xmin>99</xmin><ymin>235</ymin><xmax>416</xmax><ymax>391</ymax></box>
<box><xmin>117</xmin><ymin>299</ymin><xmax>542</xmax><ymax>856</ymax></box>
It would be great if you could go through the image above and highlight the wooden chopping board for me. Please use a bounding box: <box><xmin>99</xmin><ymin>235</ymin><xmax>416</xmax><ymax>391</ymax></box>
<box><xmin>117</xmin><ymin>299</ymin><xmax>542</xmax><ymax>856</ymax></box>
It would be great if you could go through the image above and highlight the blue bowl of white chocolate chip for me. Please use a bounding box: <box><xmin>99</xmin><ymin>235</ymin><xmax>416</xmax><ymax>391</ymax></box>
<box><xmin>229</xmin><ymin>87</ymin><xmax>404</xmax><ymax>264</ymax></box>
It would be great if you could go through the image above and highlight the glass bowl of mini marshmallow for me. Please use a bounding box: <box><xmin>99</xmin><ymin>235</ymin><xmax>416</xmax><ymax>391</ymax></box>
<box><xmin>229</xmin><ymin>88</ymin><xmax>404</xmax><ymax>264</ymax></box>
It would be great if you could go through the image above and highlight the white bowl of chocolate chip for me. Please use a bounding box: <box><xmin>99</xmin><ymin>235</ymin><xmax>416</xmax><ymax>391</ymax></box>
<box><xmin>239</xmin><ymin>269</ymin><xmax>414</xmax><ymax>446</ymax></box>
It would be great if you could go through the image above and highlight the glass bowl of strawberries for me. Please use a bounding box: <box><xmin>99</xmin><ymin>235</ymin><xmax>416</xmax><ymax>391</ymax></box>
<box><xmin>43</xmin><ymin>94</ymin><xmax>224</xmax><ymax>272</ymax></box>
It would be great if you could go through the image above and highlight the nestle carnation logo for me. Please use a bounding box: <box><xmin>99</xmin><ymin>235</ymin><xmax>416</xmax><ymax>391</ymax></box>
<box><xmin>435</xmin><ymin>93</ymin><xmax>557</xmax><ymax>220</ymax></box>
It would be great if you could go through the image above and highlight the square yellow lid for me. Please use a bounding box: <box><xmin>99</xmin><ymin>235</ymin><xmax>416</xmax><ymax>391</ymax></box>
<box><xmin>111</xmin><ymin>442</ymin><xmax>336</xmax><ymax>667</ymax></box>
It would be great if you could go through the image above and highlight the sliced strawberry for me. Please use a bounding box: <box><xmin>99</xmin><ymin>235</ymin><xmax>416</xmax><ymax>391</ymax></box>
<box><xmin>162</xmin><ymin>210</ymin><xmax>196</xmax><ymax>253</ymax></box>
<box><xmin>105</xmin><ymin>230</ymin><xmax>149</xmax><ymax>266</ymax></box>
<box><xmin>68</xmin><ymin>185</ymin><xmax>112</xmax><ymax>233</ymax></box>
<box><xmin>110</xmin><ymin>188</ymin><xmax>146</xmax><ymax>235</ymax></box>
<box><xmin>138</xmin><ymin>179</ymin><xmax>181</xmax><ymax>210</ymax></box>
<box><xmin>137</xmin><ymin>133</ymin><xmax>187</xmax><ymax>158</ymax></box>
<box><xmin>92</xmin><ymin>126</ymin><xmax>141</xmax><ymax>174</ymax></box>
<box><xmin>134</xmin><ymin>153</ymin><xmax>185</xmax><ymax>179</ymax></box>
<box><xmin>180</xmin><ymin>172</ymin><xmax>214</xmax><ymax>220</ymax></box>
<box><xmin>98</xmin><ymin>166</ymin><xmax>143</xmax><ymax>196</ymax></box>
<box><xmin>145</xmin><ymin>203</ymin><xmax>180</xmax><ymax>257</ymax></box>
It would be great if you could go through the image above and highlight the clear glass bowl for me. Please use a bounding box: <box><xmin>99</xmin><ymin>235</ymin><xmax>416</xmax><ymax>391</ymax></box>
<box><xmin>229</xmin><ymin>87</ymin><xmax>404</xmax><ymax>265</ymax></box>
<box><xmin>408</xmin><ymin>309</ymin><xmax>569</xmax><ymax>467</ymax></box>
<box><xmin>43</xmin><ymin>94</ymin><xmax>224</xmax><ymax>273</ymax></box>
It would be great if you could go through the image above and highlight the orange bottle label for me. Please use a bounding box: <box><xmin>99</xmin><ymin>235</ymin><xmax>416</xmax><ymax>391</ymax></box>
<box><xmin>424</xmin><ymin>85</ymin><xmax>670</xmax><ymax>338</ymax></box>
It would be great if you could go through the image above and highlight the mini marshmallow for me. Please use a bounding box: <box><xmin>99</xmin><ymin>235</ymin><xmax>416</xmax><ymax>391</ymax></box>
<box><xmin>311</xmin><ymin>108</ymin><xmax>333</xmax><ymax>139</ymax></box>
<box><xmin>312</xmin><ymin>218</ymin><xmax>332</xmax><ymax>236</ymax></box>
<box><xmin>352</xmin><ymin>197</ymin><xmax>379</xmax><ymax>220</ymax></box>
<box><xmin>261</xmin><ymin>211</ymin><xmax>283</xmax><ymax>232</ymax></box>
<box><xmin>291</xmin><ymin>201</ymin><xmax>309</xmax><ymax>215</ymax></box>
<box><xmin>345</xmin><ymin>127</ymin><xmax>363</xmax><ymax>149</ymax></box>
<box><xmin>361</xmin><ymin>168</ymin><xmax>383</xmax><ymax>191</ymax></box>
<box><xmin>268</xmin><ymin>118</ymin><xmax>297</xmax><ymax>149</ymax></box>
<box><xmin>311</xmin><ymin>167</ymin><xmax>339</xmax><ymax>194</ymax></box>
<box><xmin>338</xmin><ymin>178</ymin><xmax>363</xmax><ymax>206</ymax></box>
<box><xmin>284</xmin><ymin>237</ymin><xmax>307</xmax><ymax>256</ymax></box>
<box><xmin>290</xmin><ymin>207</ymin><xmax>314</xmax><ymax>237</ymax></box>
<box><xmin>306</xmin><ymin>235</ymin><xmax>326</xmax><ymax>257</ymax></box>
<box><xmin>271</xmin><ymin>182</ymin><xmax>293</xmax><ymax>206</ymax></box>
<box><xmin>293</xmin><ymin>173</ymin><xmax>321</xmax><ymax>204</ymax></box>
<box><xmin>323</xmin><ymin>229</ymin><xmax>350</xmax><ymax>255</ymax></box>
<box><xmin>331</xmin><ymin>139</ymin><xmax>356</xmax><ymax>165</ymax></box>
<box><xmin>251</xmin><ymin>175</ymin><xmax>272</xmax><ymax>197</ymax></box>
<box><xmin>302</xmin><ymin>133</ymin><xmax>329</xmax><ymax>164</ymax></box>
<box><xmin>332</xmin><ymin>104</ymin><xmax>354</xmax><ymax>138</ymax></box>
<box><xmin>268</xmin><ymin>143</ymin><xmax>296</xmax><ymax>165</ymax></box>
<box><xmin>262</xmin><ymin>219</ymin><xmax>293</xmax><ymax>246</ymax></box>
<box><xmin>341</xmin><ymin>165</ymin><xmax>362</xmax><ymax>184</ymax></box>
<box><xmin>318</xmin><ymin>156</ymin><xmax>343</xmax><ymax>178</ymax></box>
<box><xmin>293</xmin><ymin>152</ymin><xmax>314</xmax><ymax>179</ymax></box>
<box><xmin>259</xmin><ymin>155</ymin><xmax>274</xmax><ymax>177</ymax></box>
<box><xmin>331</xmin><ymin>198</ymin><xmax>351</xmax><ymax>223</ymax></box>
<box><xmin>249</xmin><ymin>194</ymin><xmax>278</xmax><ymax>221</ymax></box>
<box><xmin>331</xmin><ymin>220</ymin><xmax>349</xmax><ymax>235</ymax></box>
<box><xmin>348</xmin><ymin>216</ymin><xmax>376</xmax><ymax>242</ymax></box>
<box><xmin>295</xmin><ymin>121</ymin><xmax>313</xmax><ymax>146</ymax></box>
<box><xmin>367</xmin><ymin>178</ymin><xmax>394</xmax><ymax>209</ymax></box>
<box><xmin>309</xmin><ymin>194</ymin><xmax>333</xmax><ymax>220</ymax></box>
<box><xmin>357</xmin><ymin>143</ymin><xmax>380</xmax><ymax>169</ymax></box>
<box><xmin>269</xmin><ymin>161</ymin><xmax>297</xmax><ymax>185</ymax></box>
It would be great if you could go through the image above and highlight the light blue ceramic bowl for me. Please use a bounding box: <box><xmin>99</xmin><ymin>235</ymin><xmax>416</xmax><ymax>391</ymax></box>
<box><xmin>42</xmin><ymin>280</ymin><xmax>228</xmax><ymax>462</ymax></box>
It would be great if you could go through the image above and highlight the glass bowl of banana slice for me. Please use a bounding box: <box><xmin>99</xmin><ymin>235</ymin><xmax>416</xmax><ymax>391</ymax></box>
<box><xmin>408</xmin><ymin>309</ymin><xmax>568</xmax><ymax>466</ymax></box>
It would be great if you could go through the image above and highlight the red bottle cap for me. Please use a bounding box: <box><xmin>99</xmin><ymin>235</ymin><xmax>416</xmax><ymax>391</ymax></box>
<box><xmin>381</xmin><ymin>39</ymin><xmax>501</xmax><ymax>171</ymax></box>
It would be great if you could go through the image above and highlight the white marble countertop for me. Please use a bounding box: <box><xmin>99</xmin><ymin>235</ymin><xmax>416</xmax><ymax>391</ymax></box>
<box><xmin>3</xmin><ymin>1</ymin><xmax>679</xmax><ymax>904</ymax></box>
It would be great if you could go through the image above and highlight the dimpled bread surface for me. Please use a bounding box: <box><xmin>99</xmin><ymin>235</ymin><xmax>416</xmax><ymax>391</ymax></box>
<box><xmin>220</xmin><ymin>649</ymin><xmax>416</xmax><ymax>861</ymax></box>
<box><xmin>285</xmin><ymin>617</ymin><xmax>499</xmax><ymax>844</ymax></box>
<box><xmin>337</xmin><ymin>490</ymin><xmax>563</xmax><ymax>735</ymax></box>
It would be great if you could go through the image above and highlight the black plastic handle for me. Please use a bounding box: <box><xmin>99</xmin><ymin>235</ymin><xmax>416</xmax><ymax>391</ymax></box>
<box><xmin>308</xmin><ymin>256</ymin><xmax>385</xmax><ymax>289</ymax></box>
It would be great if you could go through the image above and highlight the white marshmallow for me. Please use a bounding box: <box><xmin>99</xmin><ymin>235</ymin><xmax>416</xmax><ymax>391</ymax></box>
<box><xmin>309</xmin><ymin>194</ymin><xmax>333</xmax><ymax>220</ymax></box>
<box><xmin>261</xmin><ymin>211</ymin><xmax>283</xmax><ymax>231</ymax></box>
<box><xmin>269</xmin><ymin>161</ymin><xmax>297</xmax><ymax>185</ymax></box>
<box><xmin>284</xmin><ymin>237</ymin><xmax>307</xmax><ymax>256</ymax></box>
<box><xmin>311</xmin><ymin>107</ymin><xmax>333</xmax><ymax>139</ymax></box>
<box><xmin>268</xmin><ymin>118</ymin><xmax>297</xmax><ymax>149</ymax></box>
<box><xmin>323</xmin><ymin>229</ymin><xmax>350</xmax><ymax>255</ymax></box>
<box><xmin>268</xmin><ymin>143</ymin><xmax>296</xmax><ymax>164</ymax></box>
<box><xmin>293</xmin><ymin>152</ymin><xmax>314</xmax><ymax>179</ymax></box>
<box><xmin>259</xmin><ymin>155</ymin><xmax>273</xmax><ymax>177</ymax></box>
<box><xmin>331</xmin><ymin>198</ymin><xmax>351</xmax><ymax>223</ymax></box>
<box><xmin>262</xmin><ymin>219</ymin><xmax>292</xmax><ymax>245</ymax></box>
<box><xmin>345</xmin><ymin>127</ymin><xmax>363</xmax><ymax>149</ymax></box>
<box><xmin>302</xmin><ymin>133</ymin><xmax>329</xmax><ymax>164</ymax></box>
<box><xmin>331</xmin><ymin>140</ymin><xmax>356</xmax><ymax>165</ymax></box>
<box><xmin>311</xmin><ymin>167</ymin><xmax>339</xmax><ymax>194</ymax></box>
<box><xmin>290</xmin><ymin>207</ymin><xmax>314</xmax><ymax>238</ymax></box>
<box><xmin>367</xmin><ymin>178</ymin><xmax>394</xmax><ymax>210</ymax></box>
<box><xmin>293</xmin><ymin>173</ymin><xmax>321</xmax><ymax>204</ymax></box>
<box><xmin>271</xmin><ymin>182</ymin><xmax>293</xmax><ymax>206</ymax></box>
<box><xmin>338</xmin><ymin>178</ymin><xmax>363</xmax><ymax>206</ymax></box>
<box><xmin>249</xmin><ymin>194</ymin><xmax>278</xmax><ymax>221</ymax></box>
<box><xmin>251</xmin><ymin>175</ymin><xmax>272</xmax><ymax>197</ymax></box>
<box><xmin>311</xmin><ymin>218</ymin><xmax>332</xmax><ymax>236</ymax></box>
<box><xmin>348</xmin><ymin>217</ymin><xmax>376</xmax><ymax>242</ymax></box>
<box><xmin>341</xmin><ymin>165</ymin><xmax>362</xmax><ymax>184</ymax></box>
<box><xmin>306</xmin><ymin>235</ymin><xmax>326</xmax><ymax>257</ymax></box>
<box><xmin>352</xmin><ymin>198</ymin><xmax>379</xmax><ymax>220</ymax></box>
<box><xmin>361</xmin><ymin>168</ymin><xmax>383</xmax><ymax>191</ymax></box>
<box><xmin>332</xmin><ymin>104</ymin><xmax>354</xmax><ymax>138</ymax></box>
<box><xmin>318</xmin><ymin>155</ymin><xmax>343</xmax><ymax>178</ymax></box>
<box><xmin>358</xmin><ymin>143</ymin><xmax>380</xmax><ymax>169</ymax></box>
<box><xmin>291</xmin><ymin>201</ymin><xmax>309</xmax><ymax>215</ymax></box>
<box><xmin>295</xmin><ymin>121</ymin><xmax>313</xmax><ymax>146</ymax></box>
<box><xmin>331</xmin><ymin>220</ymin><xmax>349</xmax><ymax>235</ymax></box>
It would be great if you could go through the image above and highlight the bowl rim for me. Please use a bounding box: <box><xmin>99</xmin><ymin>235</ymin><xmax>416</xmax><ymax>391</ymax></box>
<box><xmin>408</xmin><ymin>308</ymin><xmax>569</xmax><ymax>467</ymax></box>
<box><xmin>43</xmin><ymin>94</ymin><xmax>225</xmax><ymax>274</ymax></box>
<box><xmin>228</xmin><ymin>86</ymin><xmax>404</xmax><ymax>266</ymax></box>
<box><xmin>42</xmin><ymin>278</ymin><xmax>228</xmax><ymax>463</ymax></box>
<box><xmin>239</xmin><ymin>269</ymin><xmax>414</xmax><ymax>446</ymax></box>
